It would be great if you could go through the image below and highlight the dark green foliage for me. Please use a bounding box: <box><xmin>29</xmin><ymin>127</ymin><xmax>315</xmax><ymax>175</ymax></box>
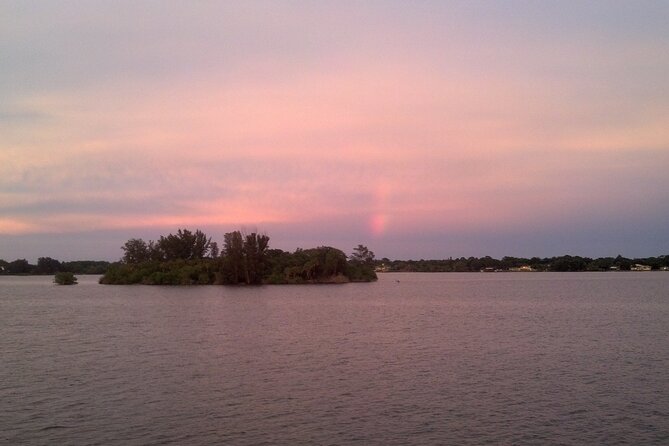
<box><xmin>98</xmin><ymin>263</ymin><xmax>134</xmax><ymax>284</ymax></box>
<box><xmin>614</xmin><ymin>254</ymin><xmax>632</xmax><ymax>271</ymax></box>
<box><xmin>6</xmin><ymin>259</ymin><xmax>32</xmax><ymax>274</ymax></box>
<box><xmin>350</xmin><ymin>245</ymin><xmax>375</xmax><ymax>264</ymax></box>
<box><xmin>243</xmin><ymin>232</ymin><xmax>270</xmax><ymax>284</ymax></box>
<box><xmin>346</xmin><ymin>262</ymin><xmax>378</xmax><ymax>282</ymax></box>
<box><xmin>209</xmin><ymin>241</ymin><xmax>219</xmax><ymax>259</ymax></box>
<box><xmin>299</xmin><ymin>247</ymin><xmax>348</xmax><ymax>282</ymax></box>
<box><xmin>264</xmin><ymin>248</ymin><xmax>297</xmax><ymax>283</ymax></box>
<box><xmin>347</xmin><ymin>245</ymin><xmax>378</xmax><ymax>282</ymax></box>
<box><xmin>60</xmin><ymin>261</ymin><xmax>111</xmax><ymax>274</ymax></box>
<box><xmin>118</xmin><ymin>230</ymin><xmax>214</xmax><ymax>264</ymax></box>
<box><xmin>95</xmin><ymin>228</ymin><xmax>669</xmax><ymax>285</ymax></box>
<box><xmin>100</xmin><ymin>259</ymin><xmax>217</xmax><ymax>285</ymax></box>
<box><xmin>121</xmin><ymin>238</ymin><xmax>149</xmax><ymax>263</ymax></box>
<box><xmin>154</xmin><ymin>229</ymin><xmax>212</xmax><ymax>261</ymax></box>
<box><xmin>378</xmin><ymin>254</ymin><xmax>669</xmax><ymax>272</ymax></box>
<box><xmin>551</xmin><ymin>255</ymin><xmax>590</xmax><ymax>272</ymax></box>
<box><xmin>324</xmin><ymin>247</ymin><xmax>348</xmax><ymax>277</ymax></box>
<box><xmin>222</xmin><ymin>230</ymin><xmax>244</xmax><ymax>283</ymax></box>
<box><xmin>36</xmin><ymin>257</ymin><xmax>62</xmax><ymax>274</ymax></box>
<box><xmin>263</xmin><ymin>246</ymin><xmax>351</xmax><ymax>284</ymax></box>
<box><xmin>54</xmin><ymin>271</ymin><xmax>77</xmax><ymax>285</ymax></box>
<box><xmin>103</xmin><ymin>229</ymin><xmax>263</xmax><ymax>285</ymax></box>
<box><xmin>0</xmin><ymin>258</ymin><xmax>110</xmax><ymax>275</ymax></box>
<box><xmin>101</xmin><ymin>229</ymin><xmax>378</xmax><ymax>285</ymax></box>
<box><xmin>219</xmin><ymin>231</ymin><xmax>269</xmax><ymax>284</ymax></box>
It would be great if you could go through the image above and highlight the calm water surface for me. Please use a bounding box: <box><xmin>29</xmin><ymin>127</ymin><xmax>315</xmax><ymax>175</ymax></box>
<box><xmin>1</xmin><ymin>273</ymin><xmax>668</xmax><ymax>445</ymax></box>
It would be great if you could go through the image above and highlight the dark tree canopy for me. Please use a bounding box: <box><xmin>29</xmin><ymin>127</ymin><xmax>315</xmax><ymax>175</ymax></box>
<box><xmin>36</xmin><ymin>257</ymin><xmax>62</xmax><ymax>274</ymax></box>
<box><xmin>350</xmin><ymin>245</ymin><xmax>375</xmax><ymax>264</ymax></box>
<box><xmin>101</xmin><ymin>229</ymin><xmax>377</xmax><ymax>285</ymax></box>
<box><xmin>54</xmin><ymin>271</ymin><xmax>77</xmax><ymax>285</ymax></box>
<box><xmin>209</xmin><ymin>241</ymin><xmax>219</xmax><ymax>259</ymax></box>
<box><xmin>220</xmin><ymin>231</ymin><xmax>269</xmax><ymax>284</ymax></box>
<box><xmin>7</xmin><ymin>259</ymin><xmax>31</xmax><ymax>274</ymax></box>
<box><xmin>122</xmin><ymin>238</ymin><xmax>149</xmax><ymax>264</ymax></box>
<box><xmin>121</xmin><ymin>229</ymin><xmax>213</xmax><ymax>264</ymax></box>
<box><xmin>157</xmin><ymin>229</ymin><xmax>212</xmax><ymax>261</ymax></box>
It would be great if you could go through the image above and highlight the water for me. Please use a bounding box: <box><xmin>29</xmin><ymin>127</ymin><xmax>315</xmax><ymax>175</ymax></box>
<box><xmin>1</xmin><ymin>272</ymin><xmax>668</xmax><ymax>445</ymax></box>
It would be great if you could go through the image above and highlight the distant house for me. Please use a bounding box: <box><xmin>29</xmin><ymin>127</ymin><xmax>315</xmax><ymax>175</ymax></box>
<box><xmin>609</xmin><ymin>266</ymin><xmax>620</xmax><ymax>271</ymax></box>
<box><xmin>510</xmin><ymin>265</ymin><xmax>535</xmax><ymax>272</ymax></box>
<box><xmin>660</xmin><ymin>266</ymin><xmax>669</xmax><ymax>271</ymax></box>
<box><xmin>630</xmin><ymin>264</ymin><xmax>652</xmax><ymax>271</ymax></box>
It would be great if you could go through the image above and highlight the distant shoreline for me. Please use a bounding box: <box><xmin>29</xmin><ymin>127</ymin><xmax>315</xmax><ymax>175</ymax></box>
<box><xmin>3</xmin><ymin>269</ymin><xmax>669</xmax><ymax>277</ymax></box>
<box><xmin>3</xmin><ymin>254</ymin><xmax>669</xmax><ymax>276</ymax></box>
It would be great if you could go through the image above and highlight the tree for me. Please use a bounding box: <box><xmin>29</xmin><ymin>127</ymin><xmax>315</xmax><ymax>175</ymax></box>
<box><xmin>157</xmin><ymin>229</ymin><xmax>212</xmax><ymax>261</ymax></box>
<box><xmin>158</xmin><ymin>231</ymin><xmax>190</xmax><ymax>260</ymax></box>
<box><xmin>121</xmin><ymin>238</ymin><xmax>149</xmax><ymax>264</ymax></box>
<box><xmin>219</xmin><ymin>230</ymin><xmax>270</xmax><ymax>284</ymax></box>
<box><xmin>243</xmin><ymin>232</ymin><xmax>270</xmax><ymax>284</ymax></box>
<box><xmin>209</xmin><ymin>241</ymin><xmax>219</xmax><ymax>259</ymax></box>
<box><xmin>223</xmin><ymin>231</ymin><xmax>245</xmax><ymax>283</ymax></box>
<box><xmin>36</xmin><ymin>257</ymin><xmax>62</xmax><ymax>274</ymax></box>
<box><xmin>347</xmin><ymin>245</ymin><xmax>378</xmax><ymax>282</ymax></box>
<box><xmin>323</xmin><ymin>247</ymin><xmax>347</xmax><ymax>277</ymax></box>
<box><xmin>614</xmin><ymin>254</ymin><xmax>632</xmax><ymax>271</ymax></box>
<box><xmin>7</xmin><ymin>259</ymin><xmax>32</xmax><ymax>274</ymax></box>
<box><xmin>147</xmin><ymin>240</ymin><xmax>164</xmax><ymax>261</ymax></box>
<box><xmin>191</xmin><ymin>229</ymin><xmax>212</xmax><ymax>259</ymax></box>
<box><xmin>350</xmin><ymin>245</ymin><xmax>375</xmax><ymax>264</ymax></box>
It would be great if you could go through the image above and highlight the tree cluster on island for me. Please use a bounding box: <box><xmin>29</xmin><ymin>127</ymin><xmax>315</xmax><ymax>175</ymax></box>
<box><xmin>99</xmin><ymin>229</ymin><xmax>378</xmax><ymax>285</ymax></box>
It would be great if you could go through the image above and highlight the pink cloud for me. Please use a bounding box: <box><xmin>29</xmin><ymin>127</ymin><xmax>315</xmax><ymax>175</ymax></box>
<box><xmin>2</xmin><ymin>2</ymin><xmax>668</xmax><ymax>259</ymax></box>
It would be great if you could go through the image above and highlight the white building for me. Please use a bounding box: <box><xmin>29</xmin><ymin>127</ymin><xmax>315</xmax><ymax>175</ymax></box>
<box><xmin>630</xmin><ymin>264</ymin><xmax>652</xmax><ymax>271</ymax></box>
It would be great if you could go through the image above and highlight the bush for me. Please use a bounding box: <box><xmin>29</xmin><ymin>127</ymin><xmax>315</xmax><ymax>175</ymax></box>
<box><xmin>54</xmin><ymin>271</ymin><xmax>77</xmax><ymax>285</ymax></box>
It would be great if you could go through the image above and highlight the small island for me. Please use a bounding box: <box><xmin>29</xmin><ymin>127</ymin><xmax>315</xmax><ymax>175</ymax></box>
<box><xmin>99</xmin><ymin>229</ymin><xmax>378</xmax><ymax>285</ymax></box>
<box><xmin>54</xmin><ymin>271</ymin><xmax>78</xmax><ymax>285</ymax></box>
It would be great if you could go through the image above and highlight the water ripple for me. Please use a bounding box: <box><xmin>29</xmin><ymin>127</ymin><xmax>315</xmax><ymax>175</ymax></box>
<box><xmin>1</xmin><ymin>273</ymin><xmax>668</xmax><ymax>445</ymax></box>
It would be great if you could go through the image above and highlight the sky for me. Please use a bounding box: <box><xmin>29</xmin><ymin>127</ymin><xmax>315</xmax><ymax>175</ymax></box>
<box><xmin>1</xmin><ymin>1</ymin><xmax>668</xmax><ymax>262</ymax></box>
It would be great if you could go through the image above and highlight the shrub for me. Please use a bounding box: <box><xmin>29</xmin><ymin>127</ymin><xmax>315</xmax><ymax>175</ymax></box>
<box><xmin>54</xmin><ymin>271</ymin><xmax>77</xmax><ymax>285</ymax></box>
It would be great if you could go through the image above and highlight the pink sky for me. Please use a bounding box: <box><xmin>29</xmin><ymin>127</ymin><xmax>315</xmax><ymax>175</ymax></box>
<box><xmin>1</xmin><ymin>1</ymin><xmax>668</xmax><ymax>261</ymax></box>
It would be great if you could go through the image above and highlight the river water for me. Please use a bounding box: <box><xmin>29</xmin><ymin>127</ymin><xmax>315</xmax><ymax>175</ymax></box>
<box><xmin>1</xmin><ymin>272</ymin><xmax>668</xmax><ymax>445</ymax></box>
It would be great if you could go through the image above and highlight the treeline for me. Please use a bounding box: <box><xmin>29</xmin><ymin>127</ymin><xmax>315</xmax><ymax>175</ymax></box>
<box><xmin>0</xmin><ymin>258</ymin><xmax>110</xmax><ymax>275</ymax></box>
<box><xmin>100</xmin><ymin>228</ymin><xmax>377</xmax><ymax>285</ymax></box>
<box><xmin>378</xmin><ymin>254</ymin><xmax>669</xmax><ymax>272</ymax></box>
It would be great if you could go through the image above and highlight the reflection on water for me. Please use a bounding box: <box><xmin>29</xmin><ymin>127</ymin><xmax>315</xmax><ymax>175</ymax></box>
<box><xmin>1</xmin><ymin>273</ymin><xmax>668</xmax><ymax>445</ymax></box>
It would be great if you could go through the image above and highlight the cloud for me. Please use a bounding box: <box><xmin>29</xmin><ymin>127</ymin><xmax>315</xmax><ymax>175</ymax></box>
<box><xmin>1</xmin><ymin>1</ymin><xmax>668</xmax><ymax>259</ymax></box>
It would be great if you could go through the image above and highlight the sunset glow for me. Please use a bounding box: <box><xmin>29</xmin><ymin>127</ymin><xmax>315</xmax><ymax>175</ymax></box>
<box><xmin>1</xmin><ymin>1</ymin><xmax>668</xmax><ymax>261</ymax></box>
